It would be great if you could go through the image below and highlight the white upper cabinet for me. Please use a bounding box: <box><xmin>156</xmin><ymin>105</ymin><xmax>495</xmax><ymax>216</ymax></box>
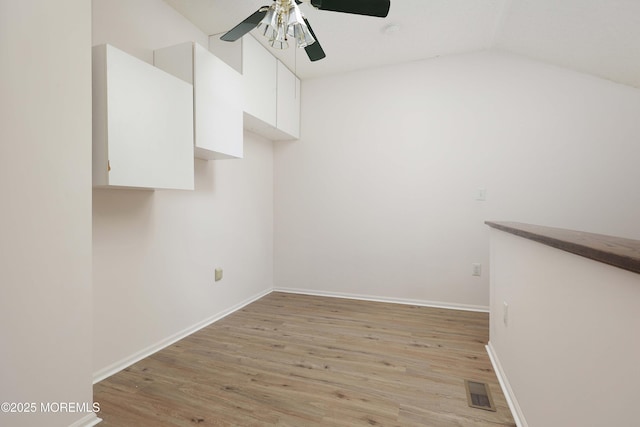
<box><xmin>242</xmin><ymin>35</ymin><xmax>278</xmax><ymax>128</ymax></box>
<box><xmin>276</xmin><ymin>61</ymin><xmax>301</xmax><ymax>139</ymax></box>
<box><xmin>154</xmin><ymin>42</ymin><xmax>243</xmax><ymax>160</ymax></box>
<box><xmin>211</xmin><ymin>35</ymin><xmax>301</xmax><ymax>141</ymax></box>
<box><xmin>92</xmin><ymin>44</ymin><xmax>194</xmax><ymax>190</ymax></box>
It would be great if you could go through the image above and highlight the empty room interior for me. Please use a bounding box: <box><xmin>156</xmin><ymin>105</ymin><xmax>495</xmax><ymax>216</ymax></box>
<box><xmin>2</xmin><ymin>0</ymin><xmax>640</xmax><ymax>426</ymax></box>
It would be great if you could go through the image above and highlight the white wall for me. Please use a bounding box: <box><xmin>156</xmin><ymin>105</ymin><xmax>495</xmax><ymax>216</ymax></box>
<box><xmin>274</xmin><ymin>51</ymin><xmax>640</xmax><ymax>309</ymax></box>
<box><xmin>0</xmin><ymin>1</ymin><xmax>94</xmax><ymax>426</ymax></box>
<box><xmin>488</xmin><ymin>229</ymin><xmax>640</xmax><ymax>427</ymax></box>
<box><xmin>92</xmin><ymin>0</ymin><xmax>274</xmax><ymax>379</ymax></box>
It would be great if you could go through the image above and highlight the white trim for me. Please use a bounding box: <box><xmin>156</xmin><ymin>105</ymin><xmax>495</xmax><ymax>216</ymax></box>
<box><xmin>93</xmin><ymin>289</ymin><xmax>272</xmax><ymax>384</ymax></box>
<box><xmin>68</xmin><ymin>413</ymin><xmax>102</xmax><ymax>427</ymax></box>
<box><xmin>486</xmin><ymin>342</ymin><xmax>527</xmax><ymax>427</ymax></box>
<box><xmin>273</xmin><ymin>287</ymin><xmax>489</xmax><ymax>313</ymax></box>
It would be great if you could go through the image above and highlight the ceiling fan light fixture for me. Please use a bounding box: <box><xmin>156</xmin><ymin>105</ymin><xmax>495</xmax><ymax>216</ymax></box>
<box><xmin>259</xmin><ymin>4</ymin><xmax>290</xmax><ymax>49</ymax></box>
<box><xmin>265</xmin><ymin>29</ymin><xmax>290</xmax><ymax>49</ymax></box>
<box><xmin>289</xmin><ymin>22</ymin><xmax>315</xmax><ymax>48</ymax></box>
<box><xmin>259</xmin><ymin>6</ymin><xmax>277</xmax><ymax>29</ymax></box>
<box><xmin>287</xmin><ymin>5</ymin><xmax>316</xmax><ymax>48</ymax></box>
<box><xmin>258</xmin><ymin>0</ymin><xmax>314</xmax><ymax>50</ymax></box>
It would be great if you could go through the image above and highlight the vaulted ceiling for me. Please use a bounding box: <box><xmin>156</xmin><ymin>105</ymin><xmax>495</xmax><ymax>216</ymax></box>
<box><xmin>164</xmin><ymin>0</ymin><xmax>640</xmax><ymax>88</ymax></box>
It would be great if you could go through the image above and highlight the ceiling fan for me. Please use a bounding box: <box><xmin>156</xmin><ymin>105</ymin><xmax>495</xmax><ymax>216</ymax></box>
<box><xmin>220</xmin><ymin>0</ymin><xmax>391</xmax><ymax>62</ymax></box>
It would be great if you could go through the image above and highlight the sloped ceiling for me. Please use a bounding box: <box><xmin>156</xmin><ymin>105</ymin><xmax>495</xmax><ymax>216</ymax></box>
<box><xmin>164</xmin><ymin>0</ymin><xmax>640</xmax><ymax>88</ymax></box>
<box><xmin>496</xmin><ymin>0</ymin><xmax>640</xmax><ymax>89</ymax></box>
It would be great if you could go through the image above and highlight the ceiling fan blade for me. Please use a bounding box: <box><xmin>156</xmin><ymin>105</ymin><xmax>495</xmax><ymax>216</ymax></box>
<box><xmin>220</xmin><ymin>8</ymin><xmax>269</xmax><ymax>42</ymax></box>
<box><xmin>310</xmin><ymin>0</ymin><xmax>390</xmax><ymax>17</ymax></box>
<box><xmin>303</xmin><ymin>18</ymin><xmax>326</xmax><ymax>61</ymax></box>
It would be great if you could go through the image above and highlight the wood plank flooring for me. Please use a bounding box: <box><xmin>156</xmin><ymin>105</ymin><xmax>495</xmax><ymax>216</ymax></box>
<box><xmin>94</xmin><ymin>292</ymin><xmax>516</xmax><ymax>426</ymax></box>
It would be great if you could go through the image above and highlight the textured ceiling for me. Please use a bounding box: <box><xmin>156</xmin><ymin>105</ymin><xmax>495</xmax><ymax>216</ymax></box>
<box><xmin>164</xmin><ymin>0</ymin><xmax>640</xmax><ymax>87</ymax></box>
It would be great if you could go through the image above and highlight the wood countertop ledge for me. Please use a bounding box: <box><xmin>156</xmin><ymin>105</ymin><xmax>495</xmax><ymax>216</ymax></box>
<box><xmin>485</xmin><ymin>221</ymin><xmax>640</xmax><ymax>275</ymax></box>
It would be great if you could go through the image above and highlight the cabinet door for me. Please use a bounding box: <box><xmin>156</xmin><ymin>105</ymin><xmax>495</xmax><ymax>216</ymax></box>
<box><xmin>155</xmin><ymin>42</ymin><xmax>243</xmax><ymax>160</ymax></box>
<box><xmin>242</xmin><ymin>36</ymin><xmax>277</xmax><ymax>127</ymax></box>
<box><xmin>276</xmin><ymin>61</ymin><xmax>301</xmax><ymax>139</ymax></box>
<box><xmin>194</xmin><ymin>44</ymin><xmax>243</xmax><ymax>159</ymax></box>
<box><xmin>93</xmin><ymin>44</ymin><xmax>194</xmax><ymax>190</ymax></box>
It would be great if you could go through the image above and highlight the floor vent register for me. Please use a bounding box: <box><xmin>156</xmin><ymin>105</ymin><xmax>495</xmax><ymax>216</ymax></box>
<box><xmin>464</xmin><ymin>380</ymin><xmax>496</xmax><ymax>412</ymax></box>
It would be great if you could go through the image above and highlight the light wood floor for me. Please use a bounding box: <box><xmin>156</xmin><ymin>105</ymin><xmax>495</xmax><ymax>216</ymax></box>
<box><xmin>94</xmin><ymin>292</ymin><xmax>516</xmax><ymax>426</ymax></box>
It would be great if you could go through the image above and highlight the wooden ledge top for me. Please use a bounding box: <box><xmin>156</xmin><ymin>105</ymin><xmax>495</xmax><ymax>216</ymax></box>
<box><xmin>485</xmin><ymin>221</ymin><xmax>640</xmax><ymax>275</ymax></box>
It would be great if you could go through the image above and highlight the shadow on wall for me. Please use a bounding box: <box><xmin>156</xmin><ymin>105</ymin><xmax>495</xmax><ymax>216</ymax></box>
<box><xmin>194</xmin><ymin>158</ymin><xmax>216</xmax><ymax>193</ymax></box>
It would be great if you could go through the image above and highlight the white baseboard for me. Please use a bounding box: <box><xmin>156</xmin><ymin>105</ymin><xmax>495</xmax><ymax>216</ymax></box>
<box><xmin>486</xmin><ymin>342</ymin><xmax>527</xmax><ymax>427</ymax></box>
<box><xmin>273</xmin><ymin>287</ymin><xmax>489</xmax><ymax>313</ymax></box>
<box><xmin>93</xmin><ymin>288</ymin><xmax>272</xmax><ymax>384</ymax></box>
<box><xmin>68</xmin><ymin>413</ymin><xmax>102</xmax><ymax>427</ymax></box>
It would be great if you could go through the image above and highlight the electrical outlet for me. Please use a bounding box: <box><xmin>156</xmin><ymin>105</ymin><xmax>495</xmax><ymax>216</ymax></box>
<box><xmin>472</xmin><ymin>263</ymin><xmax>482</xmax><ymax>276</ymax></box>
<box><xmin>215</xmin><ymin>268</ymin><xmax>223</xmax><ymax>282</ymax></box>
<box><xmin>503</xmin><ymin>302</ymin><xmax>509</xmax><ymax>326</ymax></box>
